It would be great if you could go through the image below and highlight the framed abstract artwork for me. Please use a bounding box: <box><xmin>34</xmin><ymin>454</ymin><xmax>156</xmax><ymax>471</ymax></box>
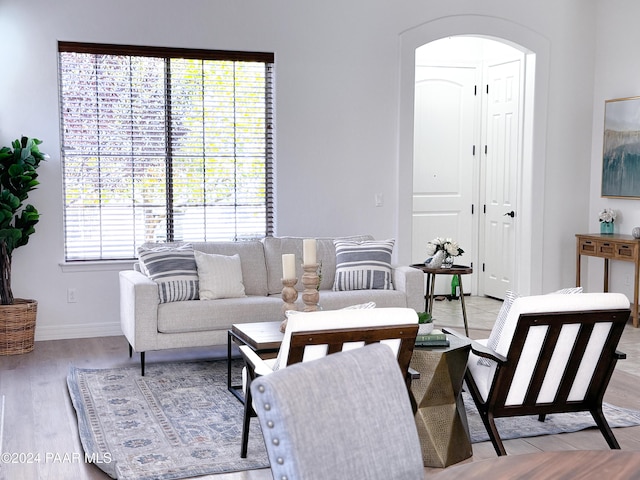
<box><xmin>602</xmin><ymin>96</ymin><xmax>640</xmax><ymax>198</ymax></box>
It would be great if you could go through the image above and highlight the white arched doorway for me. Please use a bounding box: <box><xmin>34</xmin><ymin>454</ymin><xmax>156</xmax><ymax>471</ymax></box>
<box><xmin>412</xmin><ymin>36</ymin><xmax>524</xmax><ymax>299</ymax></box>
<box><xmin>397</xmin><ymin>15</ymin><xmax>550</xmax><ymax>297</ymax></box>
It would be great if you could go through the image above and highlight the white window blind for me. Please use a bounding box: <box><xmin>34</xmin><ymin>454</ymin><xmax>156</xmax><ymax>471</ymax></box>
<box><xmin>58</xmin><ymin>42</ymin><xmax>274</xmax><ymax>261</ymax></box>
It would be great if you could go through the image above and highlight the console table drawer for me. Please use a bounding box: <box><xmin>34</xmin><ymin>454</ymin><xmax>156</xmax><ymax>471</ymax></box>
<box><xmin>597</xmin><ymin>241</ymin><xmax>616</xmax><ymax>258</ymax></box>
<box><xmin>578</xmin><ymin>239</ymin><xmax>598</xmax><ymax>256</ymax></box>
<box><xmin>615</xmin><ymin>243</ymin><xmax>638</xmax><ymax>261</ymax></box>
<box><xmin>578</xmin><ymin>239</ymin><xmax>617</xmax><ymax>258</ymax></box>
<box><xmin>576</xmin><ymin>233</ymin><xmax>640</xmax><ymax>328</ymax></box>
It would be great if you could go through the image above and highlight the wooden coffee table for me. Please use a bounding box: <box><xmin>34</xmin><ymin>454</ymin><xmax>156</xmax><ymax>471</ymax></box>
<box><xmin>227</xmin><ymin>321</ymin><xmax>283</xmax><ymax>403</ymax></box>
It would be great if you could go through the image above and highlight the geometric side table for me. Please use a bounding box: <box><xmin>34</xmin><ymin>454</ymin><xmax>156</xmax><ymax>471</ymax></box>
<box><xmin>409</xmin><ymin>335</ymin><xmax>472</xmax><ymax>468</ymax></box>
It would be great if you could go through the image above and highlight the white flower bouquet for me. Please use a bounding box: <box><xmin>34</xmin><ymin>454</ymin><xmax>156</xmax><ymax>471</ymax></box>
<box><xmin>426</xmin><ymin>237</ymin><xmax>464</xmax><ymax>258</ymax></box>
<box><xmin>599</xmin><ymin>208</ymin><xmax>616</xmax><ymax>223</ymax></box>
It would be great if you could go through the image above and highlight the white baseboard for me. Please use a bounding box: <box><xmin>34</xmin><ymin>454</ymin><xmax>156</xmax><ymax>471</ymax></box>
<box><xmin>35</xmin><ymin>321</ymin><xmax>122</xmax><ymax>341</ymax></box>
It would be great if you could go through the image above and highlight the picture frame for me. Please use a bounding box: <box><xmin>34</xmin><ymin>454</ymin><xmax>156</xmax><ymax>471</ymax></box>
<box><xmin>602</xmin><ymin>96</ymin><xmax>640</xmax><ymax>198</ymax></box>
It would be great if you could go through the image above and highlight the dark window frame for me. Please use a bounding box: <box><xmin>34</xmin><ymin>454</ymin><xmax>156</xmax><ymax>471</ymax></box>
<box><xmin>58</xmin><ymin>41</ymin><xmax>274</xmax><ymax>261</ymax></box>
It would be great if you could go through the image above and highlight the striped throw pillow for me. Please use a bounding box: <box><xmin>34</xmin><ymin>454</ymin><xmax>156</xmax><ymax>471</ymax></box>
<box><xmin>478</xmin><ymin>287</ymin><xmax>583</xmax><ymax>367</ymax></box>
<box><xmin>477</xmin><ymin>290</ymin><xmax>520</xmax><ymax>367</ymax></box>
<box><xmin>332</xmin><ymin>239</ymin><xmax>394</xmax><ymax>291</ymax></box>
<box><xmin>138</xmin><ymin>244</ymin><xmax>199</xmax><ymax>303</ymax></box>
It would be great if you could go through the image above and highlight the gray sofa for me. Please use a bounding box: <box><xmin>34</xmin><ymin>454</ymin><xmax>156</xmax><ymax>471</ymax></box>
<box><xmin>119</xmin><ymin>235</ymin><xmax>424</xmax><ymax>373</ymax></box>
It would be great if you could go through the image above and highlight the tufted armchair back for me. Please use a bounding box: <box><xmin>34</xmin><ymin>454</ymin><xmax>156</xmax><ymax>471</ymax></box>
<box><xmin>250</xmin><ymin>343</ymin><xmax>425</xmax><ymax>480</ymax></box>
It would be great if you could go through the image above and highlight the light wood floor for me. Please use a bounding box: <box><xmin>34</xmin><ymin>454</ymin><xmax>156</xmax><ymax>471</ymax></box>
<box><xmin>2</xmin><ymin>296</ymin><xmax>640</xmax><ymax>480</ymax></box>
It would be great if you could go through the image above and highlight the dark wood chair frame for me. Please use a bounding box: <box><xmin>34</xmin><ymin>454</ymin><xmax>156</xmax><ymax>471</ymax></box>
<box><xmin>447</xmin><ymin>307</ymin><xmax>630</xmax><ymax>456</ymax></box>
<box><xmin>240</xmin><ymin>323</ymin><xmax>419</xmax><ymax>458</ymax></box>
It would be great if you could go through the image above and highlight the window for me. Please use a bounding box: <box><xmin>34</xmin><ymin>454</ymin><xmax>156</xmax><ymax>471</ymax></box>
<box><xmin>58</xmin><ymin>42</ymin><xmax>274</xmax><ymax>261</ymax></box>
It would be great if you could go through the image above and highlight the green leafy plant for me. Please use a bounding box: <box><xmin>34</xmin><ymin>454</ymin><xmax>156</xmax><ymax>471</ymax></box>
<box><xmin>417</xmin><ymin>312</ymin><xmax>432</xmax><ymax>324</ymax></box>
<box><xmin>0</xmin><ymin>137</ymin><xmax>46</xmax><ymax>304</ymax></box>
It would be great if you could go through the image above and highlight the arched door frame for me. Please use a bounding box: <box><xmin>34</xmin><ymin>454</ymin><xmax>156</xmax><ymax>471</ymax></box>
<box><xmin>397</xmin><ymin>15</ymin><xmax>550</xmax><ymax>295</ymax></box>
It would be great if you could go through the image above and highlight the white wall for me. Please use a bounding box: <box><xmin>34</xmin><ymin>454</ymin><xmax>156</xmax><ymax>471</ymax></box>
<box><xmin>0</xmin><ymin>0</ymin><xmax>599</xmax><ymax>340</ymax></box>
<box><xmin>587</xmin><ymin>0</ymin><xmax>640</xmax><ymax>299</ymax></box>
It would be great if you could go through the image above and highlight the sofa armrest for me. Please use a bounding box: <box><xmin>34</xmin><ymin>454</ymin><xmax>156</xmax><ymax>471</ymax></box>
<box><xmin>119</xmin><ymin>270</ymin><xmax>160</xmax><ymax>352</ymax></box>
<box><xmin>392</xmin><ymin>265</ymin><xmax>424</xmax><ymax>312</ymax></box>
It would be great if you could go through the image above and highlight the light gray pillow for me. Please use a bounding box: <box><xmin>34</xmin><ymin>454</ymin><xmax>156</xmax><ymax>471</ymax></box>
<box><xmin>194</xmin><ymin>251</ymin><xmax>246</xmax><ymax>300</ymax></box>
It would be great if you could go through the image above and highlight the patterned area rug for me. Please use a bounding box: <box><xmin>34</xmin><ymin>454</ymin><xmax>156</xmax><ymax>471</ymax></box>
<box><xmin>67</xmin><ymin>360</ymin><xmax>269</xmax><ymax>480</ymax></box>
<box><xmin>464</xmin><ymin>391</ymin><xmax>640</xmax><ymax>443</ymax></box>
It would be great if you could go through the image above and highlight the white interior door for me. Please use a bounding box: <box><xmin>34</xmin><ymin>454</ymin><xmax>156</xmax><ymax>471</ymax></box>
<box><xmin>412</xmin><ymin>65</ymin><xmax>478</xmax><ymax>294</ymax></box>
<box><xmin>481</xmin><ymin>59</ymin><xmax>522</xmax><ymax>299</ymax></box>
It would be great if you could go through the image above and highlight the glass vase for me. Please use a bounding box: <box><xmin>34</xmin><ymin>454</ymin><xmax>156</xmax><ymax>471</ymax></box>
<box><xmin>441</xmin><ymin>256</ymin><xmax>454</xmax><ymax>268</ymax></box>
<box><xmin>600</xmin><ymin>222</ymin><xmax>614</xmax><ymax>235</ymax></box>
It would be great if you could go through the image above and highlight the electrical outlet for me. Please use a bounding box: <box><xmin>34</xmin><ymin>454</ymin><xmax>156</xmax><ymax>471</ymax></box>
<box><xmin>625</xmin><ymin>274</ymin><xmax>632</xmax><ymax>286</ymax></box>
<box><xmin>67</xmin><ymin>288</ymin><xmax>78</xmax><ymax>303</ymax></box>
<box><xmin>374</xmin><ymin>193</ymin><xmax>384</xmax><ymax>207</ymax></box>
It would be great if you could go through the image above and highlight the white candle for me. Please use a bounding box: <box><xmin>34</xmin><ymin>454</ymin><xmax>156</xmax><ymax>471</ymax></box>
<box><xmin>303</xmin><ymin>238</ymin><xmax>317</xmax><ymax>265</ymax></box>
<box><xmin>282</xmin><ymin>254</ymin><xmax>296</xmax><ymax>280</ymax></box>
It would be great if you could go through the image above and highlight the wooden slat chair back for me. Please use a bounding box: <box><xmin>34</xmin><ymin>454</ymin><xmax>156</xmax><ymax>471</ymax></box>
<box><xmin>239</xmin><ymin>307</ymin><xmax>419</xmax><ymax>458</ymax></box>
<box><xmin>287</xmin><ymin>324</ymin><xmax>418</xmax><ymax>381</ymax></box>
<box><xmin>487</xmin><ymin>310</ymin><xmax>627</xmax><ymax>415</ymax></box>
<box><xmin>457</xmin><ymin>292</ymin><xmax>630</xmax><ymax>456</ymax></box>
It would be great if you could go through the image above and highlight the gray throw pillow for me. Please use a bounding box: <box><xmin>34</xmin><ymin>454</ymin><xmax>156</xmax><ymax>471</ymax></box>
<box><xmin>138</xmin><ymin>244</ymin><xmax>199</xmax><ymax>303</ymax></box>
<box><xmin>332</xmin><ymin>239</ymin><xmax>394</xmax><ymax>291</ymax></box>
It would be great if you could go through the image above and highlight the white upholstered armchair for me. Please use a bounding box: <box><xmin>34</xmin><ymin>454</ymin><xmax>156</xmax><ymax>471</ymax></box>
<box><xmin>447</xmin><ymin>292</ymin><xmax>630</xmax><ymax>456</ymax></box>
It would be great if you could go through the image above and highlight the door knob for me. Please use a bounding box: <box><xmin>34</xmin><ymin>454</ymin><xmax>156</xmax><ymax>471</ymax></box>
<box><xmin>504</xmin><ymin>211</ymin><xmax>515</xmax><ymax>218</ymax></box>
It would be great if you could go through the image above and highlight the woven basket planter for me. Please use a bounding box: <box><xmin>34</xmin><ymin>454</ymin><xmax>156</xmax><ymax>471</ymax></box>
<box><xmin>0</xmin><ymin>298</ymin><xmax>37</xmax><ymax>355</ymax></box>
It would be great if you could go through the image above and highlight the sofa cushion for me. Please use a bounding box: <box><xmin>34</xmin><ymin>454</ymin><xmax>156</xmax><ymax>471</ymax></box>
<box><xmin>263</xmin><ymin>235</ymin><xmax>374</xmax><ymax>295</ymax></box>
<box><xmin>137</xmin><ymin>244</ymin><xmax>199</xmax><ymax>303</ymax></box>
<box><xmin>305</xmin><ymin>290</ymin><xmax>408</xmax><ymax>311</ymax></box>
<box><xmin>188</xmin><ymin>241</ymin><xmax>268</xmax><ymax>296</ymax></box>
<box><xmin>332</xmin><ymin>239</ymin><xmax>394</xmax><ymax>291</ymax></box>
<box><xmin>194</xmin><ymin>251</ymin><xmax>246</xmax><ymax>300</ymax></box>
<box><xmin>157</xmin><ymin>296</ymin><xmax>283</xmax><ymax>333</ymax></box>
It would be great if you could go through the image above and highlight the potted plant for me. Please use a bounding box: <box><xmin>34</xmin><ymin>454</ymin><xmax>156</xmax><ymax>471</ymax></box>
<box><xmin>417</xmin><ymin>311</ymin><xmax>434</xmax><ymax>335</ymax></box>
<box><xmin>0</xmin><ymin>136</ymin><xmax>46</xmax><ymax>355</ymax></box>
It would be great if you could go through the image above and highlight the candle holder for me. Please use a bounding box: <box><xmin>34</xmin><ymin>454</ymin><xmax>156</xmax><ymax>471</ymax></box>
<box><xmin>301</xmin><ymin>263</ymin><xmax>320</xmax><ymax>312</ymax></box>
<box><xmin>281</xmin><ymin>278</ymin><xmax>298</xmax><ymax>315</ymax></box>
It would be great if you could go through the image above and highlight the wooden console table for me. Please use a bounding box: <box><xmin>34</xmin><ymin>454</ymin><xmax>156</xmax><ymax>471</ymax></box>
<box><xmin>575</xmin><ymin>233</ymin><xmax>639</xmax><ymax>327</ymax></box>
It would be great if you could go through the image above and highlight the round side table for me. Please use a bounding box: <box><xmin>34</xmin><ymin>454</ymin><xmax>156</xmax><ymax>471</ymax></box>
<box><xmin>411</xmin><ymin>264</ymin><xmax>473</xmax><ymax>336</ymax></box>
